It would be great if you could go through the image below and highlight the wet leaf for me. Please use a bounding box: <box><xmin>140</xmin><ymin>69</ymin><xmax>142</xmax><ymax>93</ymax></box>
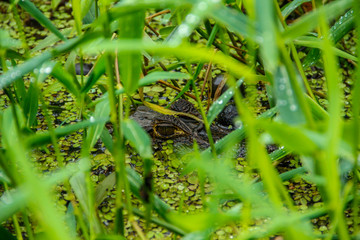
<box><xmin>86</xmin><ymin>100</ymin><xmax>110</xmax><ymax>149</ymax></box>
<box><xmin>274</xmin><ymin>65</ymin><xmax>306</xmax><ymax>125</ymax></box>
<box><xmin>19</xmin><ymin>0</ymin><xmax>66</xmax><ymax>41</ymax></box>
<box><xmin>257</xmin><ymin>120</ymin><xmax>318</xmax><ymax>155</ymax></box>
<box><xmin>122</xmin><ymin>119</ymin><xmax>152</xmax><ymax>159</ymax></box>
<box><xmin>207</xmin><ymin>77</ymin><xmax>244</xmax><ymax>125</ymax></box>
<box><xmin>117</xmin><ymin>10</ymin><xmax>144</xmax><ymax>94</ymax></box>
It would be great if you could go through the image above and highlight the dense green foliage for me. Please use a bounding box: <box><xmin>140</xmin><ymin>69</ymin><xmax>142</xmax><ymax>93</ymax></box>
<box><xmin>0</xmin><ymin>0</ymin><xmax>360</xmax><ymax>239</ymax></box>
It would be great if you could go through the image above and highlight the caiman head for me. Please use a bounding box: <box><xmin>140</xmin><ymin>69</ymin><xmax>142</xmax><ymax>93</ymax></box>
<box><xmin>130</xmin><ymin>99</ymin><xmax>229</xmax><ymax>147</ymax></box>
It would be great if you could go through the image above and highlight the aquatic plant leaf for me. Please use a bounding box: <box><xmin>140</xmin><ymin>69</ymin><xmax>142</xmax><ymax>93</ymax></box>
<box><xmin>256</xmin><ymin>0</ymin><xmax>278</xmax><ymax>73</ymax></box>
<box><xmin>95</xmin><ymin>171</ymin><xmax>116</xmax><ymax>207</ymax></box>
<box><xmin>86</xmin><ymin>100</ymin><xmax>110</xmax><ymax>149</ymax></box>
<box><xmin>73</xmin><ymin>0</ymin><xmax>82</xmax><ymax>34</ymax></box>
<box><xmin>117</xmin><ymin>10</ymin><xmax>144</xmax><ymax>94</ymax></box>
<box><xmin>64</xmin><ymin>203</ymin><xmax>77</xmax><ymax>238</ymax></box>
<box><xmin>82</xmin><ymin>1</ymin><xmax>96</xmax><ymax>24</ymax></box>
<box><xmin>23</xmin><ymin>82</ymin><xmax>39</xmax><ymax>128</ymax></box>
<box><xmin>210</xmin><ymin>4</ymin><xmax>259</xmax><ymax>42</ymax></box>
<box><xmin>122</xmin><ymin>119</ymin><xmax>152</xmax><ymax>159</ymax></box>
<box><xmin>281</xmin><ymin>0</ymin><xmax>311</xmax><ymax>19</ymax></box>
<box><xmin>140</xmin><ymin>71</ymin><xmax>190</xmax><ymax>86</ymax></box>
<box><xmin>207</xmin><ymin>77</ymin><xmax>244</xmax><ymax>125</ymax></box>
<box><xmin>274</xmin><ymin>65</ymin><xmax>306</xmax><ymax>125</ymax></box>
<box><xmin>18</xmin><ymin>0</ymin><xmax>66</xmax><ymax>41</ymax></box>
<box><xmin>70</xmin><ymin>171</ymin><xmax>104</xmax><ymax>234</ymax></box>
<box><xmin>294</xmin><ymin>36</ymin><xmax>357</xmax><ymax>61</ymax></box>
<box><xmin>204</xmin><ymin>107</ymin><xmax>278</xmax><ymax>156</ymax></box>
<box><xmin>81</xmin><ymin>55</ymin><xmax>106</xmax><ymax>93</ymax></box>
<box><xmin>31</xmin><ymin>28</ymin><xmax>72</xmax><ymax>53</ymax></box>
<box><xmin>51</xmin><ymin>0</ymin><xmax>61</xmax><ymax>10</ymax></box>
<box><xmin>26</xmin><ymin>118</ymin><xmax>108</xmax><ymax>147</ymax></box>
<box><xmin>0</xmin><ymin>32</ymin><xmax>100</xmax><ymax>90</ymax></box>
<box><xmin>257</xmin><ymin>120</ymin><xmax>318</xmax><ymax>155</ymax></box>
<box><xmin>51</xmin><ymin>63</ymin><xmax>81</xmax><ymax>97</ymax></box>
<box><xmin>0</xmin><ymin>169</ymin><xmax>11</xmax><ymax>185</ymax></box>
<box><xmin>83</xmin><ymin>40</ymin><xmax>256</xmax><ymax>82</ymax></box>
<box><xmin>0</xmin><ymin>30</ymin><xmax>21</xmax><ymax>49</ymax></box>
<box><xmin>0</xmin><ymin>187</ymin><xmax>28</xmax><ymax>223</ymax></box>
<box><xmin>282</xmin><ymin>0</ymin><xmax>352</xmax><ymax>42</ymax></box>
<box><xmin>302</xmin><ymin>9</ymin><xmax>355</xmax><ymax>68</ymax></box>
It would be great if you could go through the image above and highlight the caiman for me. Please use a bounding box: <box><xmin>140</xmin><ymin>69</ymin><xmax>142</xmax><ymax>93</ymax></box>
<box><xmin>130</xmin><ymin>99</ymin><xmax>230</xmax><ymax>148</ymax></box>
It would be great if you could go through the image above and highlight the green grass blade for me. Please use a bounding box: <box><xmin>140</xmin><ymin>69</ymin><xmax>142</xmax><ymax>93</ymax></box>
<box><xmin>117</xmin><ymin>11</ymin><xmax>144</xmax><ymax>94</ymax></box>
<box><xmin>302</xmin><ymin>9</ymin><xmax>355</xmax><ymax>68</ymax></box>
<box><xmin>258</xmin><ymin>120</ymin><xmax>318</xmax><ymax>155</ymax></box>
<box><xmin>210</xmin><ymin>5</ymin><xmax>258</xmax><ymax>42</ymax></box>
<box><xmin>26</xmin><ymin>118</ymin><xmax>108</xmax><ymax>147</ymax></box>
<box><xmin>294</xmin><ymin>36</ymin><xmax>357</xmax><ymax>61</ymax></box>
<box><xmin>72</xmin><ymin>0</ymin><xmax>82</xmax><ymax>34</ymax></box>
<box><xmin>65</xmin><ymin>203</ymin><xmax>77</xmax><ymax>237</ymax></box>
<box><xmin>70</xmin><ymin>171</ymin><xmax>103</xmax><ymax>234</ymax></box>
<box><xmin>23</xmin><ymin>82</ymin><xmax>39</xmax><ymax>128</ymax></box>
<box><xmin>86</xmin><ymin>100</ymin><xmax>110</xmax><ymax>149</ymax></box>
<box><xmin>82</xmin><ymin>0</ymin><xmax>96</xmax><ymax>24</ymax></box>
<box><xmin>1</xmin><ymin>109</ymin><xmax>73</xmax><ymax>240</ymax></box>
<box><xmin>140</xmin><ymin>71</ymin><xmax>190</xmax><ymax>85</ymax></box>
<box><xmin>0</xmin><ymin>32</ymin><xmax>100</xmax><ymax>89</ymax></box>
<box><xmin>31</xmin><ymin>28</ymin><xmax>72</xmax><ymax>53</ymax></box>
<box><xmin>281</xmin><ymin>0</ymin><xmax>311</xmax><ymax>19</ymax></box>
<box><xmin>0</xmin><ymin>187</ymin><xmax>28</xmax><ymax>222</ymax></box>
<box><xmin>256</xmin><ymin>0</ymin><xmax>278</xmax><ymax>72</ymax></box>
<box><xmin>14</xmin><ymin>78</ymin><xmax>27</xmax><ymax>108</ymax></box>
<box><xmin>18</xmin><ymin>0</ymin><xmax>66</xmax><ymax>41</ymax></box>
<box><xmin>0</xmin><ymin>169</ymin><xmax>11</xmax><ymax>185</ymax></box>
<box><xmin>330</xmin><ymin>9</ymin><xmax>354</xmax><ymax>43</ymax></box>
<box><xmin>51</xmin><ymin>63</ymin><xmax>81</xmax><ymax>97</ymax></box>
<box><xmin>282</xmin><ymin>0</ymin><xmax>352</xmax><ymax>42</ymax></box>
<box><xmin>122</xmin><ymin>119</ymin><xmax>152</xmax><ymax>159</ymax></box>
<box><xmin>83</xmin><ymin>40</ymin><xmax>256</xmax><ymax>82</ymax></box>
<box><xmin>0</xmin><ymin>29</ymin><xmax>21</xmax><ymax>49</ymax></box>
<box><xmin>51</xmin><ymin>0</ymin><xmax>61</xmax><ymax>9</ymax></box>
<box><xmin>274</xmin><ymin>65</ymin><xmax>306</xmax><ymax>125</ymax></box>
<box><xmin>81</xmin><ymin>55</ymin><xmax>106</xmax><ymax>93</ymax></box>
<box><xmin>0</xmin><ymin>158</ymin><xmax>90</xmax><ymax>222</ymax></box>
<box><xmin>318</xmin><ymin>8</ymin><xmax>348</xmax><ymax>238</ymax></box>
<box><xmin>168</xmin><ymin>0</ymin><xmax>221</xmax><ymax>45</ymax></box>
<box><xmin>203</xmin><ymin>107</ymin><xmax>278</xmax><ymax>156</ymax></box>
<box><xmin>207</xmin><ymin>77</ymin><xmax>244</xmax><ymax>125</ymax></box>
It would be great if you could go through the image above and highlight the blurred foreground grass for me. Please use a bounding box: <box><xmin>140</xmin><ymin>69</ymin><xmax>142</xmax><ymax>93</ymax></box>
<box><xmin>0</xmin><ymin>0</ymin><xmax>360</xmax><ymax>239</ymax></box>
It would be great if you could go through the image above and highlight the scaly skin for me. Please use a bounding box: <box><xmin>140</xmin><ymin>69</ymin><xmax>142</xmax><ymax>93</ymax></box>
<box><xmin>130</xmin><ymin>100</ymin><xmax>230</xmax><ymax>148</ymax></box>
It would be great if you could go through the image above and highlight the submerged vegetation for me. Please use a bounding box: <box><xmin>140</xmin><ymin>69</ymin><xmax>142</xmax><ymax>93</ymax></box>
<box><xmin>1</xmin><ymin>0</ymin><xmax>360</xmax><ymax>239</ymax></box>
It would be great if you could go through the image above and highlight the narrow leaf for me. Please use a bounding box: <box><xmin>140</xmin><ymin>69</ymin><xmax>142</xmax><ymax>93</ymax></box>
<box><xmin>18</xmin><ymin>0</ymin><xmax>66</xmax><ymax>41</ymax></box>
<box><xmin>26</xmin><ymin>118</ymin><xmax>108</xmax><ymax>147</ymax></box>
<box><xmin>282</xmin><ymin>0</ymin><xmax>352</xmax><ymax>42</ymax></box>
<box><xmin>122</xmin><ymin>119</ymin><xmax>152</xmax><ymax>159</ymax></box>
<box><xmin>274</xmin><ymin>65</ymin><xmax>306</xmax><ymax>125</ymax></box>
<box><xmin>86</xmin><ymin>100</ymin><xmax>110</xmax><ymax>149</ymax></box>
<box><xmin>117</xmin><ymin>11</ymin><xmax>145</xmax><ymax>94</ymax></box>
<box><xmin>207</xmin><ymin>77</ymin><xmax>244</xmax><ymax>125</ymax></box>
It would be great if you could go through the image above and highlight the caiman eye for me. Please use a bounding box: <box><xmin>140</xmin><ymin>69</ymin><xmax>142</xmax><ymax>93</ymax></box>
<box><xmin>156</xmin><ymin>126</ymin><xmax>176</xmax><ymax>136</ymax></box>
<box><xmin>153</xmin><ymin>123</ymin><xmax>185</xmax><ymax>139</ymax></box>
